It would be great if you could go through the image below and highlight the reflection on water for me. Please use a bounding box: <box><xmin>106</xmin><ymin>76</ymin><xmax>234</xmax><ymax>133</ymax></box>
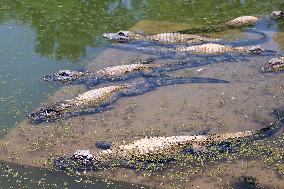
<box><xmin>0</xmin><ymin>0</ymin><xmax>282</xmax><ymax>60</ymax></box>
<box><xmin>0</xmin><ymin>0</ymin><xmax>284</xmax><ymax>188</ymax></box>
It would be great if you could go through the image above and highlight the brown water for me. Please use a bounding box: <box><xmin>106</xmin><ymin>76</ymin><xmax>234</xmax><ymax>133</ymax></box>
<box><xmin>1</xmin><ymin>1</ymin><xmax>284</xmax><ymax>189</ymax></box>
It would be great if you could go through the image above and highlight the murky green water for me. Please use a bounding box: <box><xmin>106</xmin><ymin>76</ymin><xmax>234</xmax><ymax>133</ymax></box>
<box><xmin>0</xmin><ymin>0</ymin><xmax>283</xmax><ymax>188</ymax></box>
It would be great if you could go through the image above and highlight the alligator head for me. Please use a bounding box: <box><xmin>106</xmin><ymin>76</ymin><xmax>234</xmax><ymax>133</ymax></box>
<box><xmin>28</xmin><ymin>107</ymin><xmax>61</xmax><ymax>122</ymax></box>
<box><xmin>260</xmin><ymin>57</ymin><xmax>284</xmax><ymax>72</ymax></box>
<box><xmin>270</xmin><ymin>11</ymin><xmax>284</xmax><ymax>18</ymax></box>
<box><xmin>102</xmin><ymin>31</ymin><xmax>131</xmax><ymax>42</ymax></box>
<box><xmin>54</xmin><ymin>150</ymin><xmax>98</xmax><ymax>171</ymax></box>
<box><xmin>249</xmin><ymin>46</ymin><xmax>265</xmax><ymax>54</ymax></box>
<box><xmin>42</xmin><ymin>70</ymin><xmax>85</xmax><ymax>82</ymax></box>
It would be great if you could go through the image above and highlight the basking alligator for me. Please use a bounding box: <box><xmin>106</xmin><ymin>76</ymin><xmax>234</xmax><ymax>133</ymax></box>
<box><xmin>103</xmin><ymin>16</ymin><xmax>260</xmax><ymax>42</ymax></box>
<box><xmin>42</xmin><ymin>56</ymin><xmax>240</xmax><ymax>86</ymax></box>
<box><xmin>43</xmin><ymin>59</ymin><xmax>157</xmax><ymax>83</ymax></box>
<box><xmin>260</xmin><ymin>57</ymin><xmax>284</xmax><ymax>72</ymax></box>
<box><xmin>102</xmin><ymin>16</ymin><xmax>260</xmax><ymax>44</ymax></box>
<box><xmin>103</xmin><ymin>31</ymin><xmax>221</xmax><ymax>43</ymax></box>
<box><xmin>270</xmin><ymin>11</ymin><xmax>284</xmax><ymax>18</ymax></box>
<box><xmin>176</xmin><ymin>43</ymin><xmax>271</xmax><ymax>54</ymax></box>
<box><xmin>178</xmin><ymin>12</ymin><xmax>283</xmax><ymax>34</ymax></box>
<box><xmin>29</xmin><ymin>75</ymin><xmax>229</xmax><ymax>123</ymax></box>
<box><xmin>54</xmin><ymin>116</ymin><xmax>282</xmax><ymax>171</ymax></box>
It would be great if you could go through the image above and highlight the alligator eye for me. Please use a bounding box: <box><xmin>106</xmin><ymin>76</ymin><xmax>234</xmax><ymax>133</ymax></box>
<box><xmin>118</xmin><ymin>32</ymin><xmax>126</xmax><ymax>36</ymax></box>
<box><xmin>59</xmin><ymin>72</ymin><xmax>67</xmax><ymax>76</ymax></box>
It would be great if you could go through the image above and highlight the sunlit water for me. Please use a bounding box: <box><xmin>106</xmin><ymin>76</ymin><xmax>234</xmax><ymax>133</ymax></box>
<box><xmin>0</xmin><ymin>0</ymin><xmax>284</xmax><ymax>188</ymax></box>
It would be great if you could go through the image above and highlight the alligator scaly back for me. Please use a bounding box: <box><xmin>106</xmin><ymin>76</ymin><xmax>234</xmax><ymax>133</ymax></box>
<box><xmin>176</xmin><ymin>43</ymin><xmax>266</xmax><ymax>54</ymax></box>
<box><xmin>31</xmin><ymin>75</ymin><xmax>229</xmax><ymax>122</ymax></box>
<box><xmin>260</xmin><ymin>57</ymin><xmax>284</xmax><ymax>72</ymax></box>
<box><xmin>95</xmin><ymin>62</ymin><xmax>159</xmax><ymax>76</ymax></box>
<box><xmin>54</xmin><ymin>118</ymin><xmax>282</xmax><ymax>171</ymax></box>
<box><xmin>28</xmin><ymin>85</ymin><xmax>124</xmax><ymax>122</ymax></box>
<box><xmin>43</xmin><ymin>59</ymin><xmax>157</xmax><ymax>83</ymax></box>
<box><xmin>103</xmin><ymin>31</ymin><xmax>220</xmax><ymax>44</ymax></box>
<box><xmin>103</xmin><ymin>16</ymin><xmax>259</xmax><ymax>43</ymax></box>
<box><xmin>226</xmin><ymin>16</ymin><xmax>259</xmax><ymax>27</ymax></box>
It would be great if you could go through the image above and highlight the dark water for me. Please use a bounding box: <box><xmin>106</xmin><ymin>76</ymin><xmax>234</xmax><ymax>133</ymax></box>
<box><xmin>0</xmin><ymin>0</ymin><xmax>283</xmax><ymax>188</ymax></box>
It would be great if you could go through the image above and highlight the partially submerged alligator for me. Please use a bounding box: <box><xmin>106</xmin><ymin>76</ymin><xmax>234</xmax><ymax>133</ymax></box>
<box><xmin>226</xmin><ymin>16</ymin><xmax>259</xmax><ymax>27</ymax></box>
<box><xmin>42</xmin><ymin>56</ymin><xmax>242</xmax><ymax>86</ymax></box>
<box><xmin>103</xmin><ymin>31</ymin><xmax>220</xmax><ymax>43</ymax></box>
<box><xmin>270</xmin><ymin>11</ymin><xmax>284</xmax><ymax>18</ymax></box>
<box><xmin>54</xmin><ymin>116</ymin><xmax>282</xmax><ymax>171</ymax></box>
<box><xmin>102</xmin><ymin>16</ymin><xmax>260</xmax><ymax>44</ymax></box>
<box><xmin>29</xmin><ymin>75</ymin><xmax>229</xmax><ymax>123</ymax></box>
<box><xmin>43</xmin><ymin>59</ymin><xmax>157</xmax><ymax>83</ymax></box>
<box><xmin>103</xmin><ymin>15</ymin><xmax>260</xmax><ymax>41</ymax></box>
<box><xmin>178</xmin><ymin>12</ymin><xmax>283</xmax><ymax>34</ymax></box>
<box><xmin>176</xmin><ymin>43</ymin><xmax>274</xmax><ymax>55</ymax></box>
<box><xmin>260</xmin><ymin>57</ymin><xmax>284</xmax><ymax>72</ymax></box>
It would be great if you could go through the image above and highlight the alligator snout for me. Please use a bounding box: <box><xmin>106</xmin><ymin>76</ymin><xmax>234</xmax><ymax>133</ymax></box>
<box><xmin>42</xmin><ymin>75</ymin><xmax>54</xmax><ymax>81</ymax></box>
<box><xmin>102</xmin><ymin>31</ymin><xmax>130</xmax><ymax>42</ymax></box>
<box><xmin>54</xmin><ymin>157</ymin><xmax>70</xmax><ymax>170</ymax></box>
<box><xmin>28</xmin><ymin>108</ymin><xmax>60</xmax><ymax>123</ymax></box>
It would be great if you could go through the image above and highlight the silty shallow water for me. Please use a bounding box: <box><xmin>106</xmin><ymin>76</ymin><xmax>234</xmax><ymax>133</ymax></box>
<box><xmin>0</xmin><ymin>0</ymin><xmax>284</xmax><ymax>188</ymax></box>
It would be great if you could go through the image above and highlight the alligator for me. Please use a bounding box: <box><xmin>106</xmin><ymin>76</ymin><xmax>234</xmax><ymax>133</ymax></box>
<box><xmin>270</xmin><ymin>11</ymin><xmax>284</xmax><ymax>18</ymax></box>
<box><xmin>102</xmin><ymin>16</ymin><xmax>260</xmax><ymax>44</ymax></box>
<box><xmin>178</xmin><ymin>11</ymin><xmax>282</xmax><ymax>34</ymax></box>
<box><xmin>42</xmin><ymin>58</ymin><xmax>157</xmax><ymax>83</ymax></box>
<box><xmin>176</xmin><ymin>43</ymin><xmax>274</xmax><ymax>55</ymax></box>
<box><xmin>28</xmin><ymin>75</ymin><xmax>229</xmax><ymax>123</ymax></box>
<box><xmin>226</xmin><ymin>16</ymin><xmax>259</xmax><ymax>27</ymax></box>
<box><xmin>104</xmin><ymin>10</ymin><xmax>284</xmax><ymax>46</ymax></box>
<box><xmin>102</xmin><ymin>15</ymin><xmax>261</xmax><ymax>42</ymax></box>
<box><xmin>102</xmin><ymin>31</ymin><xmax>220</xmax><ymax>43</ymax></box>
<box><xmin>53</xmin><ymin>115</ymin><xmax>282</xmax><ymax>171</ymax></box>
<box><xmin>42</xmin><ymin>56</ymin><xmax>242</xmax><ymax>86</ymax></box>
<box><xmin>260</xmin><ymin>57</ymin><xmax>284</xmax><ymax>72</ymax></box>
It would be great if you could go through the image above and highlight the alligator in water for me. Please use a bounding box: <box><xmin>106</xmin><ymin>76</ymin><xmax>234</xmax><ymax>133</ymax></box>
<box><xmin>29</xmin><ymin>75</ymin><xmax>229</xmax><ymax>123</ymax></box>
<box><xmin>260</xmin><ymin>57</ymin><xmax>284</xmax><ymax>73</ymax></box>
<box><xmin>178</xmin><ymin>12</ymin><xmax>283</xmax><ymax>34</ymax></box>
<box><xmin>102</xmin><ymin>15</ymin><xmax>266</xmax><ymax>45</ymax></box>
<box><xmin>42</xmin><ymin>58</ymin><xmax>157</xmax><ymax>83</ymax></box>
<box><xmin>53</xmin><ymin>114</ymin><xmax>282</xmax><ymax>171</ymax></box>
<box><xmin>102</xmin><ymin>16</ymin><xmax>260</xmax><ymax>43</ymax></box>
<box><xmin>103</xmin><ymin>31</ymin><xmax>221</xmax><ymax>43</ymax></box>
<box><xmin>42</xmin><ymin>56</ymin><xmax>242</xmax><ymax>86</ymax></box>
<box><xmin>176</xmin><ymin>43</ymin><xmax>273</xmax><ymax>55</ymax></box>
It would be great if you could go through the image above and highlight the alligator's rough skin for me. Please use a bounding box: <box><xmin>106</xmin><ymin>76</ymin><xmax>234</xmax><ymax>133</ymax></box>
<box><xmin>226</xmin><ymin>16</ymin><xmax>259</xmax><ymax>27</ymax></box>
<box><xmin>260</xmin><ymin>57</ymin><xmax>284</xmax><ymax>72</ymax></box>
<box><xmin>29</xmin><ymin>76</ymin><xmax>229</xmax><ymax>123</ymax></box>
<box><xmin>43</xmin><ymin>59</ymin><xmax>156</xmax><ymax>83</ymax></box>
<box><xmin>53</xmin><ymin>119</ymin><xmax>281</xmax><ymax>171</ymax></box>
<box><xmin>103</xmin><ymin>31</ymin><xmax>220</xmax><ymax>43</ymax></box>
<box><xmin>28</xmin><ymin>85</ymin><xmax>124</xmax><ymax>122</ymax></box>
<box><xmin>176</xmin><ymin>43</ymin><xmax>266</xmax><ymax>54</ymax></box>
<box><xmin>103</xmin><ymin>16</ymin><xmax>259</xmax><ymax>44</ymax></box>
